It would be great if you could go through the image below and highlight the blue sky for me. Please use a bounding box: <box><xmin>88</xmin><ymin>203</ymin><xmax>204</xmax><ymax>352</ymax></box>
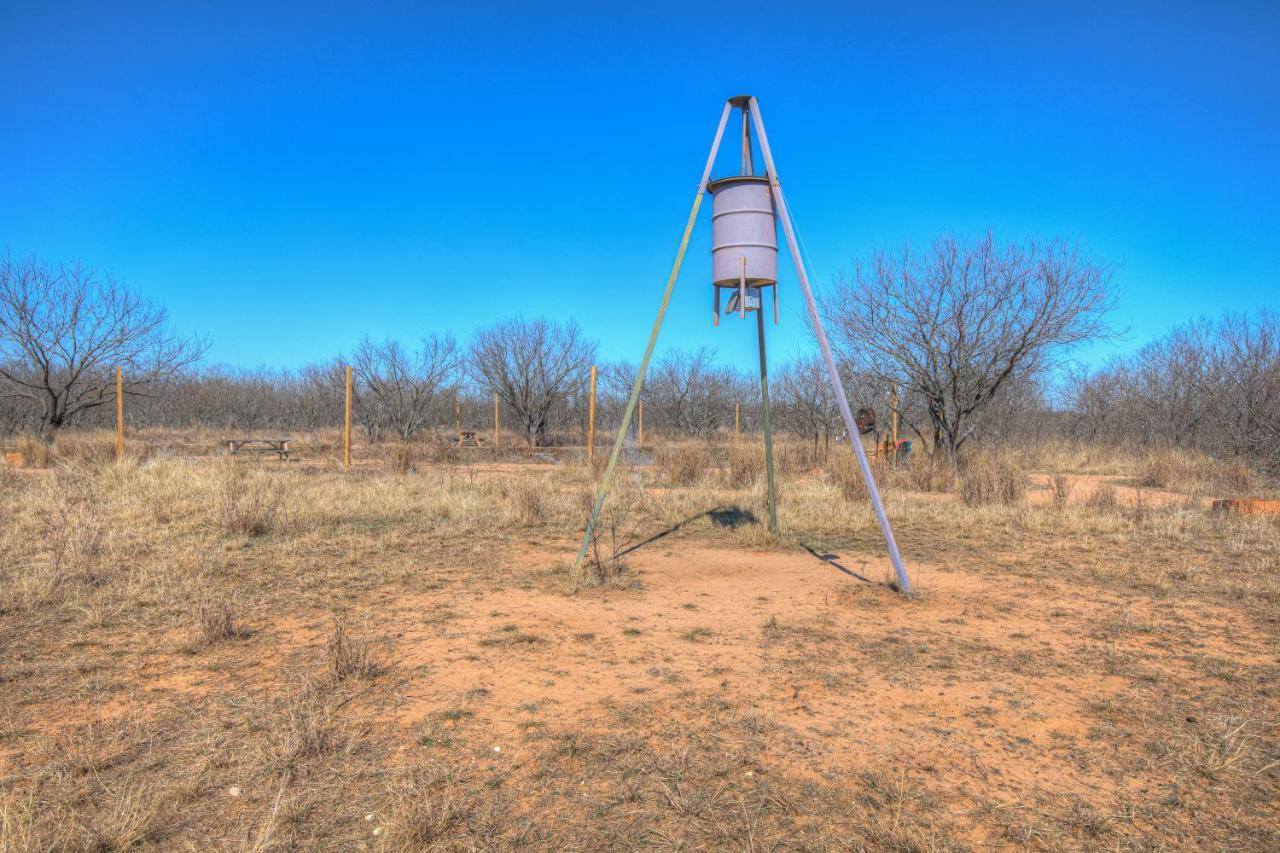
<box><xmin>2</xmin><ymin>1</ymin><xmax>1276</xmax><ymax>372</ymax></box>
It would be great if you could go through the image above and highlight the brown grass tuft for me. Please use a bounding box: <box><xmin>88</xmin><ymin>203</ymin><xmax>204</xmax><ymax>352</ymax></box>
<box><xmin>1050</xmin><ymin>473</ymin><xmax>1073</xmax><ymax>509</ymax></box>
<box><xmin>655</xmin><ymin>444</ymin><xmax>707</xmax><ymax>486</ymax></box>
<box><xmin>216</xmin><ymin>463</ymin><xmax>285</xmax><ymax>535</ymax></box>
<box><xmin>384</xmin><ymin>443</ymin><xmax>417</xmax><ymax>474</ymax></box>
<box><xmin>195</xmin><ymin>595</ymin><xmax>245</xmax><ymax>644</ymax></box>
<box><xmin>325</xmin><ymin>610</ymin><xmax>382</xmax><ymax>681</ymax></box>
<box><xmin>1087</xmin><ymin>483</ymin><xmax>1119</xmax><ymax>512</ymax></box>
<box><xmin>827</xmin><ymin>454</ymin><xmax>871</xmax><ymax>502</ymax></box>
<box><xmin>11</xmin><ymin>433</ymin><xmax>53</xmax><ymax>468</ymax></box>
<box><xmin>723</xmin><ymin>445</ymin><xmax>763</xmax><ymax>489</ymax></box>
<box><xmin>958</xmin><ymin>453</ymin><xmax>1025</xmax><ymax>506</ymax></box>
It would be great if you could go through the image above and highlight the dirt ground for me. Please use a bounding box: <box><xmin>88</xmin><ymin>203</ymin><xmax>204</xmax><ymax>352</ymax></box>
<box><xmin>0</xmin><ymin>443</ymin><xmax>1277</xmax><ymax>850</ymax></box>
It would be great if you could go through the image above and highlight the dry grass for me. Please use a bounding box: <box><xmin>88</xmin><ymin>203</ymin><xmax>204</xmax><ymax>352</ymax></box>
<box><xmin>1138</xmin><ymin>447</ymin><xmax>1259</xmax><ymax>495</ymax></box>
<box><xmin>195</xmin><ymin>594</ymin><xmax>244</xmax><ymax>644</ymax></box>
<box><xmin>0</xmin><ymin>428</ymin><xmax>1276</xmax><ymax>849</ymax></box>
<box><xmin>722</xmin><ymin>444</ymin><xmax>763</xmax><ymax>488</ymax></box>
<box><xmin>383</xmin><ymin>442</ymin><xmax>418</xmax><ymax>474</ymax></box>
<box><xmin>11</xmin><ymin>433</ymin><xmax>53</xmax><ymax>468</ymax></box>
<box><xmin>827</xmin><ymin>452</ymin><xmax>871</xmax><ymax>502</ymax></box>
<box><xmin>216</xmin><ymin>461</ymin><xmax>286</xmax><ymax>535</ymax></box>
<box><xmin>655</xmin><ymin>444</ymin><xmax>707</xmax><ymax>486</ymax></box>
<box><xmin>1050</xmin><ymin>472</ymin><xmax>1073</xmax><ymax>508</ymax></box>
<box><xmin>325</xmin><ymin>610</ymin><xmax>382</xmax><ymax>681</ymax></box>
<box><xmin>958</xmin><ymin>452</ymin><xmax>1026</xmax><ymax>506</ymax></box>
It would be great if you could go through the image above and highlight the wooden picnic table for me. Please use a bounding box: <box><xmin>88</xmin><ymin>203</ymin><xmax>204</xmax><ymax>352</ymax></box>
<box><xmin>223</xmin><ymin>438</ymin><xmax>291</xmax><ymax>460</ymax></box>
<box><xmin>455</xmin><ymin>430</ymin><xmax>485</xmax><ymax>447</ymax></box>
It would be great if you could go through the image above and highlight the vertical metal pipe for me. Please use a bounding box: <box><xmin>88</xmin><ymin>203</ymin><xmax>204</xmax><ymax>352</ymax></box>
<box><xmin>748</xmin><ymin>97</ymin><xmax>912</xmax><ymax>594</ymax></box>
<box><xmin>738</xmin><ymin>256</ymin><xmax>746</xmax><ymax>319</ymax></box>
<box><xmin>757</xmin><ymin>305</ymin><xmax>778</xmax><ymax>535</ymax></box>
<box><xmin>115</xmin><ymin>366</ymin><xmax>123</xmax><ymax>463</ymax></box>
<box><xmin>587</xmin><ymin>365</ymin><xmax>597</xmax><ymax>464</ymax></box>
<box><xmin>741</xmin><ymin>104</ymin><xmax>753</xmax><ymax>175</ymax></box>
<box><xmin>574</xmin><ymin>101</ymin><xmax>733</xmax><ymax>571</ymax></box>
<box><xmin>343</xmin><ymin>366</ymin><xmax>352</xmax><ymax>471</ymax></box>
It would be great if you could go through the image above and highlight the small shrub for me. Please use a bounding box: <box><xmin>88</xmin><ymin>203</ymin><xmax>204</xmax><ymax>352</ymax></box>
<box><xmin>723</xmin><ymin>446</ymin><xmax>763</xmax><ymax>489</ymax></box>
<box><xmin>421</xmin><ymin>440</ymin><xmax>460</xmax><ymax>464</ymax></box>
<box><xmin>385</xmin><ymin>768</ymin><xmax>475</xmax><ymax>849</ymax></box>
<box><xmin>512</xmin><ymin>480</ymin><xmax>545</xmax><ymax>526</ymax></box>
<box><xmin>216</xmin><ymin>463</ymin><xmax>285</xmax><ymax>536</ymax></box>
<box><xmin>828</xmin><ymin>454</ymin><xmax>870</xmax><ymax>502</ymax></box>
<box><xmin>903</xmin><ymin>452</ymin><xmax>956</xmax><ymax>493</ymax></box>
<box><xmin>196</xmin><ymin>596</ymin><xmax>244</xmax><ymax>644</ymax></box>
<box><xmin>958</xmin><ymin>454</ymin><xmax>1025</xmax><ymax>506</ymax></box>
<box><xmin>325</xmin><ymin>610</ymin><xmax>381</xmax><ymax>681</ymax></box>
<box><xmin>577</xmin><ymin>484</ymin><xmax>641</xmax><ymax>588</ymax></box>
<box><xmin>53</xmin><ymin>432</ymin><xmax>122</xmax><ymax>468</ymax></box>
<box><xmin>1050</xmin><ymin>473</ymin><xmax>1073</xmax><ymax>509</ymax></box>
<box><xmin>385</xmin><ymin>443</ymin><xmax>417</xmax><ymax>474</ymax></box>
<box><xmin>655</xmin><ymin>445</ymin><xmax>707</xmax><ymax>487</ymax></box>
<box><xmin>272</xmin><ymin>684</ymin><xmax>339</xmax><ymax>767</ymax></box>
<box><xmin>589</xmin><ymin>447</ymin><xmax>610</xmax><ymax>479</ymax></box>
<box><xmin>1138</xmin><ymin>447</ymin><xmax>1258</xmax><ymax>495</ymax></box>
<box><xmin>12</xmin><ymin>434</ymin><xmax>53</xmax><ymax>468</ymax></box>
<box><xmin>681</xmin><ymin>626</ymin><xmax>714</xmax><ymax>642</ymax></box>
<box><xmin>1173</xmin><ymin>716</ymin><xmax>1259</xmax><ymax>780</ymax></box>
<box><xmin>1087</xmin><ymin>483</ymin><xmax>1119</xmax><ymax>512</ymax></box>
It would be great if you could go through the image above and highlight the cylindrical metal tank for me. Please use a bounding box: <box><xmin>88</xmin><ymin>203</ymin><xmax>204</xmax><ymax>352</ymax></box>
<box><xmin>708</xmin><ymin>175</ymin><xmax>777</xmax><ymax>286</ymax></box>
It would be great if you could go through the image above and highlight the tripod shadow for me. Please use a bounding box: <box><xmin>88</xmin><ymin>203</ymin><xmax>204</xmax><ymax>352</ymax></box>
<box><xmin>800</xmin><ymin>543</ymin><xmax>874</xmax><ymax>584</ymax></box>
<box><xmin>618</xmin><ymin>505</ymin><xmax>759</xmax><ymax>557</ymax></box>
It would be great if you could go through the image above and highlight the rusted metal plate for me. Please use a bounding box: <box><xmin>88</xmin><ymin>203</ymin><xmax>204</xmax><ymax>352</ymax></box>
<box><xmin>1212</xmin><ymin>499</ymin><xmax>1280</xmax><ymax>516</ymax></box>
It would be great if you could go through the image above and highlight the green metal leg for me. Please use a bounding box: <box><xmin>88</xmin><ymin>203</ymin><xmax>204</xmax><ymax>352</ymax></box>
<box><xmin>573</xmin><ymin>102</ymin><xmax>733</xmax><ymax>571</ymax></box>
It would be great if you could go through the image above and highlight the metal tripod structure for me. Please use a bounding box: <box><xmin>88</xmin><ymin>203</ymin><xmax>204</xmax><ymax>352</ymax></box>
<box><xmin>573</xmin><ymin>95</ymin><xmax>913</xmax><ymax>595</ymax></box>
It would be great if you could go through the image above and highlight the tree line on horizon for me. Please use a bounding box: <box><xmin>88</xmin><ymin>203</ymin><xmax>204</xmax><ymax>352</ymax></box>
<box><xmin>1</xmin><ymin>240</ymin><xmax>1276</xmax><ymax>470</ymax></box>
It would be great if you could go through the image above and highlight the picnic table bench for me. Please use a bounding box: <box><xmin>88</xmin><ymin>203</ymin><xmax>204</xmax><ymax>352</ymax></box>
<box><xmin>455</xmin><ymin>430</ymin><xmax>485</xmax><ymax>447</ymax></box>
<box><xmin>223</xmin><ymin>438</ymin><xmax>291</xmax><ymax>460</ymax></box>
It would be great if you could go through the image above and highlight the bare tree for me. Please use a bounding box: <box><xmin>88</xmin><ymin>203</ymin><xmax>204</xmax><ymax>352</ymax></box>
<box><xmin>645</xmin><ymin>347</ymin><xmax>744</xmax><ymax>437</ymax></box>
<box><xmin>468</xmin><ymin>317</ymin><xmax>596</xmax><ymax>447</ymax></box>
<box><xmin>826</xmin><ymin>234</ymin><xmax>1114</xmax><ymax>458</ymax></box>
<box><xmin>350</xmin><ymin>335</ymin><xmax>460</xmax><ymax>442</ymax></box>
<box><xmin>774</xmin><ymin>355</ymin><xmax>841</xmax><ymax>441</ymax></box>
<box><xmin>1067</xmin><ymin>310</ymin><xmax>1280</xmax><ymax>469</ymax></box>
<box><xmin>0</xmin><ymin>253</ymin><xmax>206</xmax><ymax>438</ymax></box>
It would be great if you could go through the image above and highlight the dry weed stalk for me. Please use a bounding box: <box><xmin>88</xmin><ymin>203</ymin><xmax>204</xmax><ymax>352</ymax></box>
<box><xmin>195</xmin><ymin>595</ymin><xmax>243</xmax><ymax>644</ymax></box>
<box><xmin>325</xmin><ymin>610</ymin><xmax>381</xmax><ymax>681</ymax></box>
<box><xmin>385</xmin><ymin>443</ymin><xmax>417</xmax><ymax>474</ymax></box>
<box><xmin>579</xmin><ymin>480</ymin><xmax>642</xmax><ymax>588</ymax></box>
<box><xmin>958</xmin><ymin>453</ymin><xmax>1025</xmax><ymax>506</ymax></box>
<box><xmin>655</xmin><ymin>444</ymin><xmax>707</xmax><ymax>487</ymax></box>
<box><xmin>216</xmin><ymin>462</ymin><xmax>285</xmax><ymax>535</ymax></box>
<box><xmin>1050</xmin><ymin>473</ymin><xmax>1073</xmax><ymax>509</ymax></box>
<box><xmin>828</xmin><ymin>454</ymin><xmax>871</xmax><ymax>503</ymax></box>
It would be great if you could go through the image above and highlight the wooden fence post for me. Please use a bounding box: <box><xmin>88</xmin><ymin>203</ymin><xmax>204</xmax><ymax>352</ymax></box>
<box><xmin>587</xmin><ymin>365</ymin><xmax>597</xmax><ymax>463</ymax></box>
<box><xmin>343</xmin><ymin>366</ymin><xmax>352</xmax><ymax>471</ymax></box>
<box><xmin>115</xmin><ymin>366</ymin><xmax>124</xmax><ymax>463</ymax></box>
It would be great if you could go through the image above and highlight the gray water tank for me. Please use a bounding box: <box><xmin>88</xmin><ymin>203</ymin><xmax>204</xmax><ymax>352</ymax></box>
<box><xmin>708</xmin><ymin>175</ymin><xmax>777</xmax><ymax>287</ymax></box>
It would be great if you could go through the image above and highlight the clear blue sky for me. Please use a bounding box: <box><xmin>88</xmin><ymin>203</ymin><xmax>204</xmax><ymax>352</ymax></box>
<box><xmin>2</xmin><ymin>1</ymin><xmax>1276</xmax><ymax>372</ymax></box>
